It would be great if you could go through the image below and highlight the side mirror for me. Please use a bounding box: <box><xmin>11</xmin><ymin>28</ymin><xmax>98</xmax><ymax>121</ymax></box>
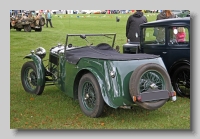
<box><xmin>80</xmin><ymin>34</ymin><xmax>86</xmax><ymax>39</ymax></box>
<box><xmin>173</xmin><ymin>29</ymin><xmax>178</xmax><ymax>34</ymax></box>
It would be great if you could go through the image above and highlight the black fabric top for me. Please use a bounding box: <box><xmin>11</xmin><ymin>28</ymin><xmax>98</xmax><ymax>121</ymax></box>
<box><xmin>65</xmin><ymin>43</ymin><xmax>159</xmax><ymax>64</ymax></box>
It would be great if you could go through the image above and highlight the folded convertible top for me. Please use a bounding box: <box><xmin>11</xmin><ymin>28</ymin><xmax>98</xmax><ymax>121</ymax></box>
<box><xmin>65</xmin><ymin>43</ymin><xmax>159</xmax><ymax>64</ymax></box>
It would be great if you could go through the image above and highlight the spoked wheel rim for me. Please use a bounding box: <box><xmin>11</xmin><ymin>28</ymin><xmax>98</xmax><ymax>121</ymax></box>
<box><xmin>81</xmin><ymin>81</ymin><xmax>96</xmax><ymax>111</ymax></box>
<box><xmin>139</xmin><ymin>70</ymin><xmax>165</xmax><ymax>93</ymax></box>
<box><xmin>174</xmin><ymin>69</ymin><xmax>190</xmax><ymax>97</ymax></box>
<box><xmin>130</xmin><ymin>63</ymin><xmax>170</xmax><ymax>110</ymax></box>
<box><xmin>24</xmin><ymin>25</ymin><xmax>31</xmax><ymax>32</ymax></box>
<box><xmin>23</xmin><ymin>67</ymin><xmax>38</xmax><ymax>92</ymax></box>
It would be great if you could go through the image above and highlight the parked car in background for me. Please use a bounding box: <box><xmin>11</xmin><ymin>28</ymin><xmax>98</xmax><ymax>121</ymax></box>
<box><xmin>20</xmin><ymin>33</ymin><xmax>176</xmax><ymax>118</ymax></box>
<box><xmin>171</xmin><ymin>10</ymin><xmax>190</xmax><ymax>17</ymax></box>
<box><xmin>10</xmin><ymin>12</ymin><xmax>45</xmax><ymax>32</ymax></box>
<box><xmin>101</xmin><ymin>10</ymin><xmax>107</xmax><ymax>14</ymax></box>
<box><xmin>123</xmin><ymin>17</ymin><xmax>190</xmax><ymax>98</ymax></box>
<box><xmin>92</xmin><ymin>10</ymin><xmax>101</xmax><ymax>14</ymax></box>
<box><xmin>24</xmin><ymin>10</ymin><xmax>36</xmax><ymax>16</ymax></box>
<box><xmin>51</xmin><ymin>10</ymin><xmax>63</xmax><ymax>14</ymax></box>
<box><xmin>79</xmin><ymin>10</ymin><xmax>92</xmax><ymax>14</ymax></box>
<box><xmin>79</xmin><ymin>10</ymin><xmax>102</xmax><ymax>14</ymax></box>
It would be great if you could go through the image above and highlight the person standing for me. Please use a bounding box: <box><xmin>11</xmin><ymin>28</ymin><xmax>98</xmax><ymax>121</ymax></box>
<box><xmin>10</xmin><ymin>10</ymin><xmax>13</xmax><ymax>17</ymax></box>
<box><xmin>14</xmin><ymin>10</ymin><xmax>18</xmax><ymax>16</ymax></box>
<box><xmin>156</xmin><ymin>10</ymin><xmax>176</xmax><ymax>20</ymax></box>
<box><xmin>155</xmin><ymin>10</ymin><xmax>176</xmax><ymax>41</ymax></box>
<box><xmin>176</xmin><ymin>27</ymin><xmax>186</xmax><ymax>42</ymax></box>
<box><xmin>45</xmin><ymin>10</ymin><xmax>54</xmax><ymax>28</ymax></box>
<box><xmin>126</xmin><ymin>10</ymin><xmax>147</xmax><ymax>42</ymax></box>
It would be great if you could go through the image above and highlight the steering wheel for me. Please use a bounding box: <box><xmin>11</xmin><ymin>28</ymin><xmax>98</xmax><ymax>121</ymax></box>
<box><xmin>170</xmin><ymin>39</ymin><xmax>179</xmax><ymax>45</ymax></box>
<box><xmin>155</xmin><ymin>39</ymin><xmax>165</xmax><ymax>44</ymax></box>
<box><xmin>155</xmin><ymin>39</ymin><xmax>159</xmax><ymax>44</ymax></box>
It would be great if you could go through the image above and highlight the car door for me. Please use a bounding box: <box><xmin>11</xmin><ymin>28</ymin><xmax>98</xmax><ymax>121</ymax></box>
<box><xmin>167</xmin><ymin>26</ymin><xmax>190</xmax><ymax>69</ymax></box>
<box><xmin>140</xmin><ymin>27</ymin><xmax>170</xmax><ymax>69</ymax></box>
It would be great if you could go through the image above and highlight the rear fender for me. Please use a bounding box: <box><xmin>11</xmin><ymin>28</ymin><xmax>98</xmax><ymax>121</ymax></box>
<box><xmin>23</xmin><ymin>54</ymin><xmax>45</xmax><ymax>86</ymax></box>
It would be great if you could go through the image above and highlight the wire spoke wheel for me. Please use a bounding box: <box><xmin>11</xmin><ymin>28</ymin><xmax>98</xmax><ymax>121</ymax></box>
<box><xmin>172</xmin><ymin>65</ymin><xmax>190</xmax><ymax>97</ymax></box>
<box><xmin>139</xmin><ymin>71</ymin><xmax>165</xmax><ymax>93</ymax></box>
<box><xmin>82</xmin><ymin>82</ymin><xmax>96</xmax><ymax>111</ymax></box>
<box><xmin>24</xmin><ymin>25</ymin><xmax>31</xmax><ymax>32</ymax></box>
<box><xmin>78</xmin><ymin>73</ymin><xmax>104</xmax><ymax>118</ymax></box>
<box><xmin>139</xmin><ymin>70</ymin><xmax>166</xmax><ymax>103</ymax></box>
<box><xmin>21</xmin><ymin>61</ymin><xmax>45</xmax><ymax>95</ymax></box>
<box><xmin>24</xmin><ymin>68</ymin><xmax>38</xmax><ymax>91</ymax></box>
<box><xmin>129</xmin><ymin>63</ymin><xmax>171</xmax><ymax>110</ymax></box>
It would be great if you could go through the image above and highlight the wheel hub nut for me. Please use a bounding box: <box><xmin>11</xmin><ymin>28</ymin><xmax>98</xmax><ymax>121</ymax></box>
<box><xmin>150</xmin><ymin>83</ymin><xmax>158</xmax><ymax>89</ymax></box>
<box><xmin>85</xmin><ymin>94</ymin><xmax>89</xmax><ymax>100</ymax></box>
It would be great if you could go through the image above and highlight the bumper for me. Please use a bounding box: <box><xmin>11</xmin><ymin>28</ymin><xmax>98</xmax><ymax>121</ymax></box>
<box><xmin>133</xmin><ymin>90</ymin><xmax>176</xmax><ymax>102</ymax></box>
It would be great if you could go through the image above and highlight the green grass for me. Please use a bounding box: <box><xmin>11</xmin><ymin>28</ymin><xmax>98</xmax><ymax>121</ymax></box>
<box><xmin>10</xmin><ymin>13</ymin><xmax>190</xmax><ymax>129</ymax></box>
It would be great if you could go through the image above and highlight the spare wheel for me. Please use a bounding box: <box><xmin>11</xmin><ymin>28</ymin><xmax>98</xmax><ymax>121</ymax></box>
<box><xmin>39</xmin><ymin>17</ymin><xmax>45</xmax><ymax>26</ymax></box>
<box><xmin>129</xmin><ymin>63</ymin><xmax>171</xmax><ymax>110</ymax></box>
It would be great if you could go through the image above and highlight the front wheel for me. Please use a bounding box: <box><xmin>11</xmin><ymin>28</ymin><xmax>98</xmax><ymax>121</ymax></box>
<box><xmin>172</xmin><ymin>65</ymin><xmax>190</xmax><ymax>98</ymax></box>
<box><xmin>129</xmin><ymin>63</ymin><xmax>171</xmax><ymax>110</ymax></box>
<box><xmin>21</xmin><ymin>61</ymin><xmax>45</xmax><ymax>95</ymax></box>
<box><xmin>24</xmin><ymin>25</ymin><xmax>31</xmax><ymax>32</ymax></box>
<box><xmin>78</xmin><ymin>73</ymin><xmax>104</xmax><ymax>118</ymax></box>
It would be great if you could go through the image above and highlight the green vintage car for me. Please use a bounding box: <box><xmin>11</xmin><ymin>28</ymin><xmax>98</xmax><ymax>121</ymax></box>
<box><xmin>21</xmin><ymin>33</ymin><xmax>176</xmax><ymax>118</ymax></box>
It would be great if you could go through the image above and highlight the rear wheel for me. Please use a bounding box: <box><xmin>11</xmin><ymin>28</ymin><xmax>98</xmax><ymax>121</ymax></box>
<box><xmin>172</xmin><ymin>65</ymin><xmax>190</xmax><ymax>98</ymax></box>
<box><xmin>78</xmin><ymin>73</ymin><xmax>104</xmax><ymax>118</ymax></box>
<box><xmin>129</xmin><ymin>63</ymin><xmax>171</xmax><ymax>110</ymax></box>
<box><xmin>21</xmin><ymin>61</ymin><xmax>45</xmax><ymax>95</ymax></box>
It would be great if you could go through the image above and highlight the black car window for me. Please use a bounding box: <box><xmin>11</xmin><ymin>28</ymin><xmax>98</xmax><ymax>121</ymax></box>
<box><xmin>143</xmin><ymin>27</ymin><xmax>165</xmax><ymax>45</ymax></box>
<box><xmin>168</xmin><ymin>26</ymin><xmax>189</xmax><ymax>46</ymax></box>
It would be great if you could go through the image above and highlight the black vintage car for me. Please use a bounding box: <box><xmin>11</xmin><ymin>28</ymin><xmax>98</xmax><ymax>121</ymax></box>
<box><xmin>123</xmin><ymin>17</ymin><xmax>190</xmax><ymax>98</ymax></box>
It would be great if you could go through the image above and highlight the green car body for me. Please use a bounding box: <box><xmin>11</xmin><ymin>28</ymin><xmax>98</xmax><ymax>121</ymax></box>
<box><xmin>54</xmin><ymin>56</ymin><xmax>166</xmax><ymax>108</ymax></box>
<box><xmin>21</xmin><ymin>33</ymin><xmax>176</xmax><ymax>118</ymax></box>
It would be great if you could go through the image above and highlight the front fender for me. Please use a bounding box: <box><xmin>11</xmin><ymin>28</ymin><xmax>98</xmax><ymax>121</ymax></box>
<box><xmin>24</xmin><ymin>54</ymin><xmax>45</xmax><ymax>86</ymax></box>
<box><xmin>84</xmin><ymin>67</ymin><xmax>119</xmax><ymax>108</ymax></box>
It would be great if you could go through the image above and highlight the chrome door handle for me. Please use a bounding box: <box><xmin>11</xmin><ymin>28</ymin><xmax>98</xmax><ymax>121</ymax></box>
<box><xmin>162</xmin><ymin>52</ymin><xmax>167</xmax><ymax>54</ymax></box>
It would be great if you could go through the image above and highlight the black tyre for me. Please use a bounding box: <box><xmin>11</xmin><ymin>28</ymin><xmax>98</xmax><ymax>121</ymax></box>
<box><xmin>24</xmin><ymin>25</ymin><xmax>31</xmax><ymax>32</ymax></box>
<box><xmin>172</xmin><ymin>65</ymin><xmax>190</xmax><ymax>98</ymax></box>
<box><xmin>39</xmin><ymin>17</ymin><xmax>45</xmax><ymax>26</ymax></box>
<box><xmin>21</xmin><ymin>61</ymin><xmax>45</xmax><ymax>95</ymax></box>
<box><xmin>129</xmin><ymin>63</ymin><xmax>171</xmax><ymax>110</ymax></box>
<box><xmin>78</xmin><ymin>73</ymin><xmax>104</xmax><ymax>118</ymax></box>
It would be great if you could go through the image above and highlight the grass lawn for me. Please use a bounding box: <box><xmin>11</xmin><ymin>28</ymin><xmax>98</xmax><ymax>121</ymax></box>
<box><xmin>10</xmin><ymin>13</ymin><xmax>190</xmax><ymax>129</ymax></box>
